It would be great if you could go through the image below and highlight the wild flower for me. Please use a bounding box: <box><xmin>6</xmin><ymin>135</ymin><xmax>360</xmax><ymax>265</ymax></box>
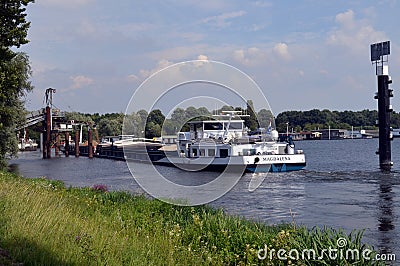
<box><xmin>92</xmin><ymin>184</ymin><xmax>108</xmax><ymax>193</ymax></box>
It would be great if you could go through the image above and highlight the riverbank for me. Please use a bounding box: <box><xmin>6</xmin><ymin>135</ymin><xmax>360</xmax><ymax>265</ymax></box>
<box><xmin>0</xmin><ymin>170</ymin><xmax>380</xmax><ymax>265</ymax></box>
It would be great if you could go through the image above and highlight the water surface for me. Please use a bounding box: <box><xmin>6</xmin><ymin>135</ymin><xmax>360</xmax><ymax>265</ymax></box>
<box><xmin>10</xmin><ymin>139</ymin><xmax>400</xmax><ymax>257</ymax></box>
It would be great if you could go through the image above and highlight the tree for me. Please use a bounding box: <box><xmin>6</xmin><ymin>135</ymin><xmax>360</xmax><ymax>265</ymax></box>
<box><xmin>147</xmin><ymin>109</ymin><xmax>164</xmax><ymax>126</ymax></box>
<box><xmin>218</xmin><ymin>105</ymin><xmax>234</xmax><ymax>112</ymax></box>
<box><xmin>197</xmin><ymin>107</ymin><xmax>211</xmax><ymax>117</ymax></box>
<box><xmin>161</xmin><ymin>119</ymin><xmax>176</xmax><ymax>135</ymax></box>
<box><xmin>171</xmin><ymin>107</ymin><xmax>186</xmax><ymax>123</ymax></box>
<box><xmin>137</xmin><ymin>109</ymin><xmax>148</xmax><ymax>124</ymax></box>
<box><xmin>123</xmin><ymin>112</ymin><xmax>144</xmax><ymax>137</ymax></box>
<box><xmin>97</xmin><ymin>117</ymin><xmax>122</xmax><ymax>137</ymax></box>
<box><xmin>0</xmin><ymin>1</ymin><xmax>32</xmax><ymax>46</ymax></box>
<box><xmin>0</xmin><ymin>53</ymin><xmax>33</xmax><ymax>168</ymax></box>
<box><xmin>145</xmin><ymin>109</ymin><xmax>164</xmax><ymax>138</ymax></box>
<box><xmin>244</xmin><ymin>100</ymin><xmax>258</xmax><ymax>130</ymax></box>
<box><xmin>1</xmin><ymin>0</ymin><xmax>34</xmax><ymax>169</ymax></box>
<box><xmin>64</xmin><ymin>112</ymin><xmax>94</xmax><ymax>124</ymax></box>
<box><xmin>145</xmin><ymin>122</ymin><xmax>161</xmax><ymax>139</ymax></box>
<box><xmin>185</xmin><ymin>106</ymin><xmax>199</xmax><ymax>120</ymax></box>
<box><xmin>257</xmin><ymin>109</ymin><xmax>274</xmax><ymax>129</ymax></box>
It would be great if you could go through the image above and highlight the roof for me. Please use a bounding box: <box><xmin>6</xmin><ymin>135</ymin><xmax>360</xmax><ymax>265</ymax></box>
<box><xmin>188</xmin><ymin>119</ymin><xmax>244</xmax><ymax>124</ymax></box>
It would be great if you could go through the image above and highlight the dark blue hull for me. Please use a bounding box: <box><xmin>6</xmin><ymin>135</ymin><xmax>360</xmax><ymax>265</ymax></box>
<box><xmin>245</xmin><ymin>163</ymin><xmax>306</xmax><ymax>173</ymax></box>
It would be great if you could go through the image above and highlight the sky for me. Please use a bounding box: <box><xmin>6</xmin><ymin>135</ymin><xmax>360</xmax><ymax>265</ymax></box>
<box><xmin>20</xmin><ymin>0</ymin><xmax>400</xmax><ymax>116</ymax></box>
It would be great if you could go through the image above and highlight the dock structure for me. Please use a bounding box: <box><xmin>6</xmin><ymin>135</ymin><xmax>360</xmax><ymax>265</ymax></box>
<box><xmin>371</xmin><ymin>41</ymin><xmax>394</xmax><ymax>171</ymax></box>
<box><xmin>17</xmin><ymin>88</ymin><xmax>91</xmax><ymax>159</ymax></box>
<box><xmin>41</xmin><ymin>88</ymin><xmax>74</xmax><ymax>159</ymax></box>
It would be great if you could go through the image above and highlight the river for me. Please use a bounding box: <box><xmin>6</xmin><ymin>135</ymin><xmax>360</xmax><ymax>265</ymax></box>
<box><xmin>9</xmin><ymin>138</ymin><xmax>400</xmax><ymax>258</ymax></box>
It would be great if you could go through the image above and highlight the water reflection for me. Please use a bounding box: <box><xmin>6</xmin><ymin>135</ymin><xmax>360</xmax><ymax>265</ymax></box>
<box><xmin>377</xmin><ymin>173</ymin><xmax>395</xmax><ymax>255</ymax></box>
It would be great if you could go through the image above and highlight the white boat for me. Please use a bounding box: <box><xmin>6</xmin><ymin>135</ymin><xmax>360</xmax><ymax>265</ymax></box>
<box><xmin>157</xmin><ymin>111</ymin><xmax>306</xmax><ymax>173</ymax></box>
<box><xmin>18</xmin><ymin>138</ymin><xmax>38</xmax><ymax>151</ymax></box>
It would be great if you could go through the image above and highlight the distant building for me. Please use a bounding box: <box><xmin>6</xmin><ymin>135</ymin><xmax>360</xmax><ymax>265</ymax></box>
<box><xmin>345</xmin><ymin>130</ymin><xmax>362</xmax><ymax>139</ymax></box>
<box><xmin>279</xmin><ymin>131</ymin><xmax>320</xmax><ymax>140</ymax></box>
<box><xmin>299</xmin><ymin>131</ymin><xmax>320</xmax><ymax>140</ymax></box>
<box><xmin>344</xmin><ymin>130</ymin><xmax>374</xmax><ymax>139</ymax></box>
<box><xmin>312</xmin><ymin>129</ymin><xmax>347</xmax><ymax>140</ymax></box>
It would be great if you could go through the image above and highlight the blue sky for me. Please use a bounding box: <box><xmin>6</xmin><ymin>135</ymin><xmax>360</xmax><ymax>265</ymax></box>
<box><xmin>21</xmin><ymin>0</ymin><xmax>400</xmax><ymax>115</ymax></box>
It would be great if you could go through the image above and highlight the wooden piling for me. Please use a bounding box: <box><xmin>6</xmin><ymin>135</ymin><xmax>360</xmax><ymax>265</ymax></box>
<box><xmin>88</xmin><ymin>128</ymin><xmax>93</xmax><ymax>159</ymax></box>
<box><xmin>42</xmin><ymin>132</ymin><xmax>46</xmax><ymax>159</ymax></box>
<box><xmin>45</xmin><ymin>106</ymin><xmax>51</xmax><ymax>159</ymax></box>
<box><xmin>75</xmin><ymin>130</ymin><xmax>80</xmax><ymax>157</ymax></box>
<box><xmin>65</xmin><ymin>132</ymin><xmax>70</xmax><ymax>157</ymax></box>
<box><xmin>55</xmin><ymin>134</ymin><xmax>60</xmax><ymax>156</ymax></box>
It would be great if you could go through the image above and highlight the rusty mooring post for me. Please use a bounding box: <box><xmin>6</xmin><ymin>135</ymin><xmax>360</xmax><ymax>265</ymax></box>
<box><xmin>65</xmin><ymin>132</ymin><xmax>70</xmax><ymax>157</ymax></box>
<box><xmin>55</xmin><ymin>134</ymin><xmax>60</xmax><ymax>156</ymax></box>
<box><xmin>42</xmin><ymin>132</ymin><xmax>46</xmax><ymax>159</ymax></box>
<box><xmin>45</xmin><ymin>106</ymin><xmax>51</xmax><ymax>159</ymax></box>
<box><xmin>88</xmin><ymin>128</ymin><xmax>93</xmax><ymax>159</ymax></box>
<box><xmin>75</xmin><ymin>130</ymin><xmax>80</xmax><ymax>157</ymax></box>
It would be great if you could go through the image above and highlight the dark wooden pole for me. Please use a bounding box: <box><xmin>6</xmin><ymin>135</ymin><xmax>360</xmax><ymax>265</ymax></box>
<box><xmin>45</xmin><ymin>106</ymin><xmax>51</xmax><ymax>159</ymax></box>
<box><xmin>88</xmin><ymin>128</ymin><xmax>93</xmax><ymax>159</ymax></box>
<box><xmin>42</xmin><ymin>131</ymin><xmax>46</xmax><ymax>159</ymax></box>
<box><xmin>75</xmin><ymin>130</ymin><xmax>80</xmax><ymax>157</ymax></box>
<box><xmin>65</xmin><ymin>132</ymin><xmax>70</xmax><ymax>157</ymax></box>
<box><xmin>55</xmin><ymin>134</ymin><xmax>60</xmax><ymax>156</ymax></box>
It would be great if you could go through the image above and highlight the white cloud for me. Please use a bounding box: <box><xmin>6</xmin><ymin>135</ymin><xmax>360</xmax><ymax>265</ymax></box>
<box><xmin>233</xmin><ymin>47</ymin><xmax>267</xmax><ymax>66</ymax></box>
<box><xmin>327</xmin><ymin>9</ymin><xmax>387</xmax><ymax>53</ymax></box>
<box><xmin>127</xmin><ymin>74</ymin><xmax>139</xmax><ymax>82</ymax></box>
<box><xmin>232</xmin><ymin>43</ymin><xmax>292</xmax><ymax>66</ymax></box>
<box><xmin>197</xmin><ymin>55</ymin><xmax>208</xmax><ymax>61</ymax></box>
<box><xmin>335</xmin><ymin>9</ymin><xmax>356</xmax><ymax>30</ymax></box>
<box><xmin>202</xmin><ymin>11</ymin><xmax>246</xmax><ymax>28</ymax></box>
<box><xmin>233</xmin><ymin>43</ymin><xmax>292</xmax><ymax>66</ymax></box>
<box><xmin>273</xmin><ymin>43</ymin><xmax>291</xmax><ymax>60</ymax></box>
<box><xmin>138</xmin><ymin>59</ymin><xmax>174</xmax><ymax>79</ymax></box>
<box><xmin>70</xmin><ymin>75</ymin><xmax>94</xmax><ymax>90</ymax></box>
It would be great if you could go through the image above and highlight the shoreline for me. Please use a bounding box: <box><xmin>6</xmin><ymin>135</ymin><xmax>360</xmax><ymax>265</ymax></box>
<box><xmin>0</xmin><ymin>170</ymin><xmax>380</xmax><ymax>265</ymax></box>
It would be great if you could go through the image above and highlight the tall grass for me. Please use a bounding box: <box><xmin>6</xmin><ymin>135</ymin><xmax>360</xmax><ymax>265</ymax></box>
<box><xmin>0</xmin><ymin>171</ymin><xmax>382</xmax><ymax>265</ymax></box>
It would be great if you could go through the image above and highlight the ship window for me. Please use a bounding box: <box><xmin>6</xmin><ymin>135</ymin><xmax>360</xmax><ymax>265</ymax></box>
<box><xmin>208</xmin><ymin>149</ymin><xmax>215</xmax><ymax>157</ymax></box>
<box><xmin>242</xmin><ymin>149</ymin><xmax>256</xmax><ymax>155</ymax></box>
<box><xmin>199</xmin><ymin>149</ymin><xmax>205</xmax><ymax>156</ymax></box>
<box><xmin>220</xmin><ymin>149</ymin><xmax>228</xmax><ymax>158</ymax></box>
<box><xmin>226</xmin><ymin>122</ymin><xmax>243</xmax><ymax>129</ymax></box>
<box><xmin>204</xmin><ymin>122</ymin><xmax>223</xmax><ymax>130</ymax></box>
<box><xmin>193</xmin><ymin>148</ymin><xmax>198</xmax><ymax>157</ymax></box>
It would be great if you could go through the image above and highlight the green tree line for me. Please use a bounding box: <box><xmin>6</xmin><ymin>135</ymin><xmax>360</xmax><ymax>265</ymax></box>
<box><xmin>275</xmin><ymin>109</ymin><xmax>400</xmax><ymax>132</ymax></box>
<box><xmin>61</xmin><ymin>104</ymin><xmax>272</xmax><ymax>140</ymax></box>
<box><xmin>25</xmin><ymin>107</ymin><xmax>399</xmax><ymax>143</ymax></box>
<box><xmin>25</xmin><ymin>107</ymin><xmax>400</xmax><ymax>144</ymax></box>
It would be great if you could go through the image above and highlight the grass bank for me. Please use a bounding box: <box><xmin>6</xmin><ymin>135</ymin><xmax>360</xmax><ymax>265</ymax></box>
<box><xmin>0</xmin><ymin>171</ymin><xmax>380</xmax><ymax>265</ymax></box>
